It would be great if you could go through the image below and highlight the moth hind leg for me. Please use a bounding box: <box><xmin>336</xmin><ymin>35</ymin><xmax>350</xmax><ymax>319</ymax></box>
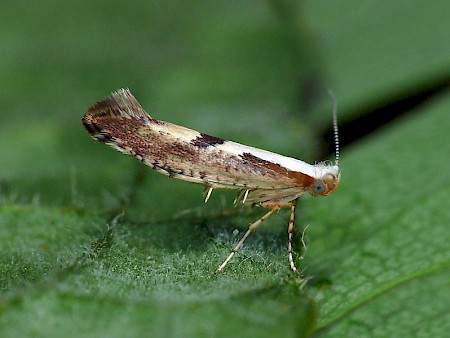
<box><xmin>215</xmin><ymin>207</ymin><xmax>279</xmax><ymax>274</ymax></box>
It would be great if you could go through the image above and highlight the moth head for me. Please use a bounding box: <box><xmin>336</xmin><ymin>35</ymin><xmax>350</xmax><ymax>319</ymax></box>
<box><xmin>308</xmin><ymin>89</ymin><xmax>341</xmax><ymax>198</ymax></box>
<box><xmin>309</xmin><ymin>165</ymin><xmax>341</xmax><ymax>197</ymax></box>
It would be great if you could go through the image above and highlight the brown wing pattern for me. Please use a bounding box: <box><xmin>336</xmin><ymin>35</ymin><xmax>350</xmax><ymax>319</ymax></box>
<box><xmin>82</xmin><ymin>89</ymin><xmax>314</xmax><ymax>200</ymax></box>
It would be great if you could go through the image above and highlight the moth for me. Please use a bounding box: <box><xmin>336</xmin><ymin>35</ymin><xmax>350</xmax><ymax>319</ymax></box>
<box><xmin>82</xmin><ymin>89</ymin><xmax>341</xmax><ymax>273</ymax></box>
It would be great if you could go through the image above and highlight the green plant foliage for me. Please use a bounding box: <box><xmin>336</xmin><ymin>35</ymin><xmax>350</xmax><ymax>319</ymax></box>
<box><xmin>0</xmin><ymin>1</ymin><xmax>449</xmax><ymax>337</ymax></box>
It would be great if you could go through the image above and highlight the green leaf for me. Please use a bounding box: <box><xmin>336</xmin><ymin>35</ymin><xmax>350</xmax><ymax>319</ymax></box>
<box><xmin>1</xmin><ymin>1</ymin><xmax>449</xmax><ymax>337</ymax></box>
<box><xmin>305</xmin><ymin>91</ymin><xmax>450</xmax><ymax>336</ymax></box>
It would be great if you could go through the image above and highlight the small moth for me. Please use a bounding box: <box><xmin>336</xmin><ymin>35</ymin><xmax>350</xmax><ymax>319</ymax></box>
<box><xmin>82</xmin><ymin>89</ymin><xmax>341</xmax><ymax>273</ymax></box>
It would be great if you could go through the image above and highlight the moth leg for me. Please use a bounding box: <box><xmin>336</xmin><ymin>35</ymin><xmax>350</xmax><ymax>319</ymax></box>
<box><xmin>233</xmin><ymin>190</ymin><xmax>244</xmax><ymax>206</ymax></box>
<box><xmin>261</xmin><ymin>200</ymin><xmax>300</xmax><ymax>273</ymax></box>
<box><xmin>242</xmin><ymin>189</ymin><xmax>250</xmax><ymax>204</ymax></box>
<box><xmin>287</xmin><ymin>200</ymin><xmax>298</xmax><ymax>273</ymax></box>
<box><xmin>215</xmin><ymin>207</ymin><xmax>279</xmax><ymax>274</ymax></box>
<box><xmin>203</xmin><ymin>186</ymin><xmax>213</xmax><ymax>203</ymax></box>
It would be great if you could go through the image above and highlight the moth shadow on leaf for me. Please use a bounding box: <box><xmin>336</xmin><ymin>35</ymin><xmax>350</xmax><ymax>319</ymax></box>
<box><xmin>122</xmin><ymin>207</ymin><xmax>294</xmax><ymax>255</ymax></box>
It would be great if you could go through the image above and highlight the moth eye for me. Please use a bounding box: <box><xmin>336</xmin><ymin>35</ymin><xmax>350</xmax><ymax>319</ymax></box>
<box><xmin>312</xmin><ymin>181</ymin><xmax>326</xmax><ymax>195</ymax></box>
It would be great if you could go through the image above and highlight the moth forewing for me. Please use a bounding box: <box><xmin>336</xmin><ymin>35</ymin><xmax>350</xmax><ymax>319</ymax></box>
<box><xmin>82</xmin><ymin>88</ymin><xmax>341</xmax><ymax>273</ymax></box>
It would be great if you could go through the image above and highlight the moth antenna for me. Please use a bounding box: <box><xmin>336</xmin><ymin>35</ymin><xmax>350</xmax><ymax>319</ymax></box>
<box><xmin>327</xmin><ymin>89</ymin><xmax>340</xmax><ymax>167</ymax></box>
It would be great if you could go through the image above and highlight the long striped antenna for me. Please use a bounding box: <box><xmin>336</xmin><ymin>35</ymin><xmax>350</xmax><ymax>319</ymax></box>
<box><xmin>327</xmin><ymin>89</ymin><xmax>340</xmax><ymax>166</ymax></box>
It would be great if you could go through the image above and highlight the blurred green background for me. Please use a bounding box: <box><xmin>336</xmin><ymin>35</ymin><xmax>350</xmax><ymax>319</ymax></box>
<box><xmin>1</xmin><ymin>1</ymin><xmax>449</xmax><ymax>337</ymax></box>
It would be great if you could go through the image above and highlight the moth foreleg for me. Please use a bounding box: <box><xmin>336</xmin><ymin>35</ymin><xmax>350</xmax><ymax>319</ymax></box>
<box><xmin>287</xmin><ymin>200</ymin><xmax>298</xmax><ymax>273</ymax></box>
<box><xmin>260</xmin><ymin>200</ymin><xmax>300</xmax><ymax>274</ymax></box>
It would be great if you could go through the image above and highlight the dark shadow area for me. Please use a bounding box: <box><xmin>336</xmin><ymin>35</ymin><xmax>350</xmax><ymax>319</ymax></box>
<box><xmin>321</xmin><ymin>75</ymin><xmax>450</xmax><ymax>159</ymax></box>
